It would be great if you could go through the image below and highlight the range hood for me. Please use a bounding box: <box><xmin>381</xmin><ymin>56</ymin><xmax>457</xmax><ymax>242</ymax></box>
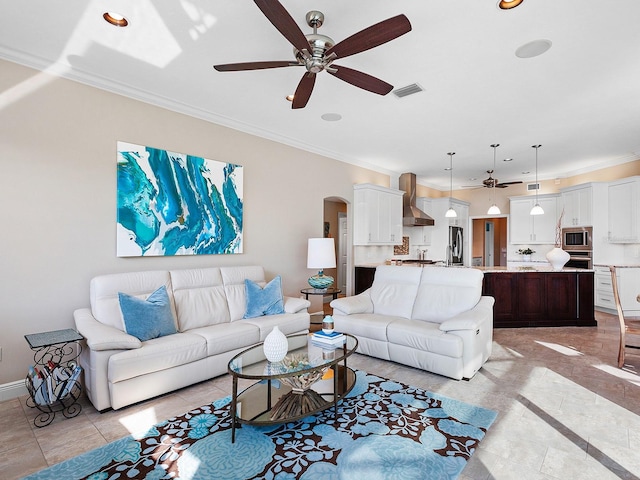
<box><xmin>399</xmin><ymin>173</ymin><xmax>435</xmax><ymax>226</ymax></box>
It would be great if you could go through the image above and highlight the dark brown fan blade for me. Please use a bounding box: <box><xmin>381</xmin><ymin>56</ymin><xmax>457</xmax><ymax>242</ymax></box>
<box><xmin>328</xmin><ymin>64</ymin><xmax>393</xmax><ymax>95</ymax></box>
<box><xmin>292</xmin><ymin>72</ymin><xmax>316</xmax><ymax>109</ymax></box>
<box><xmin>326</xmin><ymin>14</ymin><xmax>411</xmax><ymax>60</ymax></box>
<box><xmin>214</xmin><ymin>61</ymin><xmax>300</xmax><ymax>72</ymax></box>
<box><xmin>496</xmin><ymin>181</ymin><xmax>523</xmax><ymax>188</ymax></box>
<box><xmin>254</xmin><ymin>0</ymin><xmax>310</xmax><ymax>53</ymax></box>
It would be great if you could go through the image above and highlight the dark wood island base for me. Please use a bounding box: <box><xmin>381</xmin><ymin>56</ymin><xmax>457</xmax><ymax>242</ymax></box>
<box><xmin>482</xmin><ymin>269</ymin><xmax>595</xmax><ymax>328</ymax></box>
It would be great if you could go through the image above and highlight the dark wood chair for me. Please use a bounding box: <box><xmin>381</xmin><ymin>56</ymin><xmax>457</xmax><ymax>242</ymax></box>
<box><xmin>610</xmin><ymin>266</ymin><xmax>640</xmax><ymax>368</ymax></box>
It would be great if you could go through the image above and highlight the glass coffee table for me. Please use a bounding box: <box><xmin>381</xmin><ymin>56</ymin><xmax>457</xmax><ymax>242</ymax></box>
<box><xmin>228</xmin><ymin>333</ymin><xmax>358</xmax><ymax>442</ymax></box>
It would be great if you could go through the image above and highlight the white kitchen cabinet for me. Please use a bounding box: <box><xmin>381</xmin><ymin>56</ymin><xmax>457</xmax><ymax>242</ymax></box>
<box><xmin>608</xmin><ymin>177</ymin><xmax>640</xmax><ymax>243</ymax></box>
<box><xmin>405</xmin><ymin>197</ymin><xmax>433</xmax><ymax>246</ymax></box>
<box><xmin>595</xmin><ymin>265</ymin><xmax>640</xmax><ymax>316</ymax></box>
<box><xmin>509</xmin><ymin>194</ymin><xmax>559</xmax><ymax>244</ymax></box>
<box><xmin>594</xmin><ymin>265</ymin><xmax>616</xmax><ymax>311</ymax></box>
<box><xmin>353</xmin><ymin>184</ymin><xmax>403</xmax><ymax>245</ymax></box>
<box><xmin>561</xmin><ymin>185</ymin><xmax>592</xmax><ymax>227</ymax></box>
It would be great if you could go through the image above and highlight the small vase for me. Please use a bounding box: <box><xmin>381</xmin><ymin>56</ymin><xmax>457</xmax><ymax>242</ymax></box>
<box><xmin>546</xmin><ymin>247</ymin><xmax>570</xmax><ymax>271</ymax></box>
<box><xmin>263</xmin><ymin>326</ymin><xmax>288</xmax><ymax>362</ymax></box>
<box><xmin>523</xmin><ymin>254</ymin><xmax>531</xmax><ymax>262</ymax></box>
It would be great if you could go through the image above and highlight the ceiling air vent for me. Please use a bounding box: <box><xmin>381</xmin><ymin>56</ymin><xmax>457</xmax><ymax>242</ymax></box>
<box><xmin>393</xmin><ymin>83</ymin><xmax>424</xmax><ymax>98</ymax></box>
<box><xmin>527</xmin><ymin>183</ymin><xmax>540</xmax><ymax>191</ymax></box>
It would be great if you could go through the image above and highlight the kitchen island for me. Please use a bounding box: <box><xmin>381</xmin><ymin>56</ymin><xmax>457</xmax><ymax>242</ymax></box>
<box><xmin>480</xmin><ymin>266</ymin><xmax>595</xmax><ymax>328</ymax></box>
<box><xmin>354</xmin><ymin>263</ymin><xmax>596</xmax><ymax>328</ymax></box>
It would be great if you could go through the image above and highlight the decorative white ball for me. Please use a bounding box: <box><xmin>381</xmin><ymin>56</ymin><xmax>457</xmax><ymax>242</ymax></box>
<box><xmin>263</xmin><ymin>326</ymin><xmax>288</xmax><ymax>362</ymax></box>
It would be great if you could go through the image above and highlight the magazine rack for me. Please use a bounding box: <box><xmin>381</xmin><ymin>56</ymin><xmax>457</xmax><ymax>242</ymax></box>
<box><xmin>24</xmin><ymin>329</ymin><xmax>84</xmax><ymax>427</ymax></box>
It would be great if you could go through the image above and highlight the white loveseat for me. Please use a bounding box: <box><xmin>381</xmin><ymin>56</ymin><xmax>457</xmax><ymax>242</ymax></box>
<box><xmin>74</xmin><ymin>266</ymin><xmax>310</xmax><ymax>411</ymax></box>
<box><xmin>330</xmin><ymin>266</ymin><xmax>493</xmax><ymax>380</ymax></box>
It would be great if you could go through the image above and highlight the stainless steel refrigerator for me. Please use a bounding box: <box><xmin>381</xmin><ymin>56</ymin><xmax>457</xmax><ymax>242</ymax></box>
<box><xmin>449</xmin><ymin>226</ymin><xmax>463</xmax><ymax>265</ymax></box>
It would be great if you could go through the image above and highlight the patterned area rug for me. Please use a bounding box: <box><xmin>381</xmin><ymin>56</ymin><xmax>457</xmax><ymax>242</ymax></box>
<box><xmin>24</xmin><ymin>370</ymin><xmax>497</xmax><ymax>480</ymax></box>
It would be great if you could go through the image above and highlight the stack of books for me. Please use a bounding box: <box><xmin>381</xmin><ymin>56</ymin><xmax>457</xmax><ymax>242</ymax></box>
<box><xmin>312</xmin><ymin>330</ymin><xmax>345</xmax><ymax>348</ymax></box>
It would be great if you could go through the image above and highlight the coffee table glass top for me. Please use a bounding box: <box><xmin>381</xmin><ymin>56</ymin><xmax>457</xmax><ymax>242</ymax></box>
<box><xmin>229</xmin><ymin>333</ymin><xmax>357</xmax><ymax>379</ymax></box>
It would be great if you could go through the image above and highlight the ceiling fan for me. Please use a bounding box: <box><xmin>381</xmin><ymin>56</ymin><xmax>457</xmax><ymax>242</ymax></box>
<box><xmin>213</xmin><ymin>0</ymin><xmax>412</xmax><ymax>109</ymax></box>
<box><xmin>470</xmin><ymin>170</ymin><xmax>523</xmax><ymax>189</ymax></box>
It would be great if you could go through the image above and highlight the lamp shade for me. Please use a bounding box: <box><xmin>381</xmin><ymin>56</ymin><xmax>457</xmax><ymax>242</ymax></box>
<box><xmin>307</xmin><ymin>238</ymin><xmax>336</xmax><ymax>290</ymax></box>
<box><xmin>307</xmin><ymin>238</ymin><xmax>336</xmax><ymax>269</ymax></box>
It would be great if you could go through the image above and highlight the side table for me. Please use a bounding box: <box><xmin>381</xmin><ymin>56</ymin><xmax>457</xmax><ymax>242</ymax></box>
<box><xmin>24</xmin><ymin>328</ymin><xmax>84</xmax><ymax>427</ymax></box>
<box><xmin>300</xmin><ymin>287</ymin><xmax>342</xmax><ymax>326</ymax></box>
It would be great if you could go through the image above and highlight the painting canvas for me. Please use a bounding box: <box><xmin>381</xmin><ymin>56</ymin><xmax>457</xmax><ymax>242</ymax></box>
<box><xmin>116</xmin><ymin>142</ymin><xmax>243</xmax><ymax>257</ymax></box>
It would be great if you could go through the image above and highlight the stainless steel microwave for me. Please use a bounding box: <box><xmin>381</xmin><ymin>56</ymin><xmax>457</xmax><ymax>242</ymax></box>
<box><xmin>561</xmin><ymin>226</ymin><xmax>592</xmax><ymax>250</ymax></box>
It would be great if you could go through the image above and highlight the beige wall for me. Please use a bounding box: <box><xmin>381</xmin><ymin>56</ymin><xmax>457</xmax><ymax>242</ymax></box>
<box><xmin>0</xmin><ymin>59</ymin><xmax>389</xmax><ymax>384</ymax></box>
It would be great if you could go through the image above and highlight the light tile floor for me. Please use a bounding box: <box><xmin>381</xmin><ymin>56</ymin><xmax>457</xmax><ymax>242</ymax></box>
<box><xmin>2</xmin><ymin>311</ymin><xmax>640</xmax><ymax>480</ymax></box>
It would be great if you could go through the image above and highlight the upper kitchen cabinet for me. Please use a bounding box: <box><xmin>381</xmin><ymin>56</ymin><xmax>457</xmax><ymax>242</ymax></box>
<box><xmin>510</xmin><ymin>194</ymin><xmax>559</xmax><ymax>244</ymax></box>
<box><xmin>560</xmin><ymin>184</ymin><xmax>593</xmax><ymax>227</ymax></box>
<box><xmin>431</xmin><ymin>198</ymin><xmax>469</xmax><ymax>227</ymax></box>
<box><xmin>608</xmin><ymin>176</ymin><xmax>640</xmax><ymax>243</ymax></box>
<box><xmin>353</xmin><ymin>184</ymin><xmax>403</xmax><ymax>245</ymax></box>
<box><xmin>404</xmin><ymin>197</ymin><xmax>433</xmax><ymax>246</ymax></box>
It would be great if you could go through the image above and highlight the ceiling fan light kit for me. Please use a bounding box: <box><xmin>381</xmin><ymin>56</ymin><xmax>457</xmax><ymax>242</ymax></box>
<box><xmin>213</xmin><ymin>0</ymin><xmax>412</xmax><ymax>109</ymax></box>
<box><xmin>498</xmin><ymin>0</ymin><xmax>524</xmax><ymax>10</ymax></box>
<box><xmin>103</xmin><ymin>12</ymin><xmax>129</xmax><ymax>27</ymax></box>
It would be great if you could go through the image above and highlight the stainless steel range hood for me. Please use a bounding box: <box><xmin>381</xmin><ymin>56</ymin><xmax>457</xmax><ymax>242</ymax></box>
<box><xmin>399</xmin><ymin>173</ymin><xmax>435</xmax><ymax>226</ymax></box>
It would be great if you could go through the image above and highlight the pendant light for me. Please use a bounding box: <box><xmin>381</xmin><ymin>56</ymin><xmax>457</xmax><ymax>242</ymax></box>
<box><xmin>445</xmin><ymin>152</ymin><xmax>457</xmax><ymax>218</ymax></box>
<box><xmin>487</xmin><ymin>144</ymin><xmax>501</xmax><ymax>215</ymax></box>
<box><xmin>530</xmin><ymin>144</ymin><xmax>544</xmax><ymax>215</ymax></box>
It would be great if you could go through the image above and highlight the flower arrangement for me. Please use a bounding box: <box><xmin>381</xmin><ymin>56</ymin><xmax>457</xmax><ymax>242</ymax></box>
<box><xmin>517</xmin><ymin>248</ymin><xmax>535</xmax><ymax>255</ymax></box>
<box><xmin>555</xmin><ymin>208</ymin><xmax>565</xmax><ymax>248</ymax></box>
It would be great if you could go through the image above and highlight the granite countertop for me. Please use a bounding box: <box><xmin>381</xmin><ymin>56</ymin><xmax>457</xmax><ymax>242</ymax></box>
<box><xmin>476</xmin><ymin>266</ymin><xmax>594</xmax><ymax>273</ymax></box>
<box><xmin>355</xmin><ymin>263</ymin><xmax>593</xmax><ymax>272</ymax></box>
<box><xmin>594</xmin><ymin>263</ymin><xmax>640</xmax><ymax>268</ymax></box>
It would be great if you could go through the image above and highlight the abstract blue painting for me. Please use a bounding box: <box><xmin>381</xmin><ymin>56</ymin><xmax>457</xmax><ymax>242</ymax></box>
<box><xmin>116</xmin><ymin>142</ymin><xmax>243</xmax><ymax>257</ymax></box>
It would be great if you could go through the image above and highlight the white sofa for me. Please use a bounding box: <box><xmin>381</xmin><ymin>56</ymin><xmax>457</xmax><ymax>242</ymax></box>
<box><xmin>74</xmin><ymin>266</ymin><xmax>310</xmax><ymax>411</ymax></box>
<box><xmin>330</xmin><ymin>266</ymin><xmax>494</xmax><ymax>380</ymax></box>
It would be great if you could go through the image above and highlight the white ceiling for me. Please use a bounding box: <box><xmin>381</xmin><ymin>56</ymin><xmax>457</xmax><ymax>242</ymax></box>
<box><xmin>2</xmin><ymin>0</ymin><xmax>640</xmax><ymax>190</ymax></box>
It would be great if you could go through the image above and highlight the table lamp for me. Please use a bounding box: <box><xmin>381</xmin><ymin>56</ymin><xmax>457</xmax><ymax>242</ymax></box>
<box><xmin>307</xmin><ymin>238</ymin><xmax>336</xmax><ymax>290</ymax></box>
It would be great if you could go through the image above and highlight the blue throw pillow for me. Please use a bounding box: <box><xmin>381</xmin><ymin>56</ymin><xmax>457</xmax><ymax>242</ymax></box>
<box><xmin>243</xmin><ymin>276</ymin><xmax>285</xmax><ymax>319</ymax></box>
<box><xmin>118</xmin><ymin>286</ymin><xmax>177</xmax><ymax>341</ymax></box>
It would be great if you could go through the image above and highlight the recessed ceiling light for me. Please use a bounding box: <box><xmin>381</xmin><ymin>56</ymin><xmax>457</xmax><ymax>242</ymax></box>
<box><xmin>522</xmin><ymin>171</ymin><xmax>530</xmax><ymax>175</ymax></box>
<box><xmin>103</xmin><ymin>12</ymin><xmax>129</xmax><ymax>27</ymax></box>
<box><xmin>516</xmin><ymin>39</ymin><xmax>552</xmax><ymax>58</ymax></box>
<box><xmin>503</xmin><ymin>158</ymin><xmax>513</xmax><ymax>162</ymax></box>
<box><xmin>444</xmin><ymin>167</ymin><xmax>452</xmax><ymax>171</ymax></box>
<box><xmin>468</xmin><ymin>177</ymin><xmax>477</xmax><ymax>181</ymax></box>
<box><xmin>498</xmin><ymin>0</ymin><xmax>524</xmax><ymax>9</ymax></box>
<box><xmin>321</xmin><ymin>113</ymin><xmax>342</xmax><ymax>122</ymax></box>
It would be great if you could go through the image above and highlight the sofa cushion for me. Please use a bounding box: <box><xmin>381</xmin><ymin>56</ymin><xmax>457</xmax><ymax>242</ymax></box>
<box><xmin>370</xmin><ymin>266</ymin><xmax>422</xmax><ymax>319</ymax></box>
<box><xmin>118</xmin><ymin>286</ymin><xmax>178</xmax><ymax>341</ymax></box>
<box><xmin>237</xmin><ymin>311</ymin><xmax>310</xmax><ymax>340</ymax></box>
<box><xmin>333</xmin><ymin>313</ymin><xmax>403</xmax><ymax>342</ymax></box>
<box><xmin>170</xmin><ymin>268</ymin><xmax>230</xmax><ymax>331</ymax></box>
<box><xmin>189</xmin><ymin>322</ymin><xmax>260</xmax><ymax>356</ymax></box>
<box><xmin>411</xmin><ymin>267</ymin><xmax>483</xmax><ymax>323</ymax></box>
<box><xmin>387</xmin><ymin>319</ymin><xmax>464</xmax><ymax>359</ymax></box>
<box><xmin>221</xmin><ymin>266</ymin><xmax>266</xmax><ymax>321</ymax></box>
<box><xmin>244</xmin><ymin>276</ymin><xmax>285</xmax><ymax>318</ymax></box>
<box><xmin>108</xmin><ymin>332</ymin><xmax>207</xmax><ymax>383</ymax></box>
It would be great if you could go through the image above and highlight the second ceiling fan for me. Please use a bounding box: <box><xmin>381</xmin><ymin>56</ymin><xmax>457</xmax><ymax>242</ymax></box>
<box><xmin>214</xmin><ymin>0</ymin><xmax>412</xmax><ymax>109</ymax></box>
